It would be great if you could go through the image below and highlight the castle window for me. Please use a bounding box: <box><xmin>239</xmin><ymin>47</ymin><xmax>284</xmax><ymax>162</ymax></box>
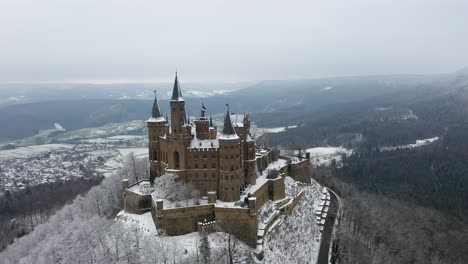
<box><xmin>225</xmin><ymin>176</ymin><xmax>228</xmax><ymax>180</ymax></box>
<box><xmin>231</xmin><ymin>155</ymin><xmax>234</xmax><ymax>159</ymax></box>
<box><xmin>174</xmin><ymin>151</ymin><xmax>180</xmax><ymax>169</ymax></box>
<box><xmin>202</xmin><ymin>154</ymin><xmax>207</xmax><ymax>158</ymax></box>
<box><xmin>230</xmin><ymin>165</ymin><xmax>234</xmax><ymax>171</ymax></box>
<box><xmin>203</xmin><ymin>164</ymin><xmax>207</xmax><ymax>169</ymax></box>
<box><xmin>225</xmin><ymin>155</ymin><xmax>228</xmax><ymax>159</ymax></box>
<box><xmin>231</xmin><ymin>175</ymin><xmax>234</xmax><ymax>180</ymax></box>
<box><xmin>195</xmin><ymin>164</ymin><xmax>199</xmax><ymax>169</ymax></box>
<box><xmin>194</xmin><ymin>154</ymin><xmax>198</xmax><ymax>158</ymax></box>
<box><xmin>236</xmin><ymin>154</ymin><xmax>239</xmax><ymax>158</ymax></box>
<box><xmin>212</xmin><ymin>163</ymin><xmax>216</xmax><ymax>168</ymax></box>
<box><xmin>211</xmin><ymin>154</ymin><xmax>216</xmax><ymax>158</ymax></box>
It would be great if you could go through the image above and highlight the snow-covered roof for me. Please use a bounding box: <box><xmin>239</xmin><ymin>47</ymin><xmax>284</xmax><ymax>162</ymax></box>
<box><xmin>190</xmin><ymin>138</ymin><xmax>219</xmax><ymax>149</ymax></box>
<box><xmin>218</xmin><ymin>134</ymin><xmax>240</xmax><ymax>140</ymax></box>
<box><xmin>147</xmin><ymin>117</ymin><xmax>166</xmax><ymax>122</ymax></box>
<box><xmin>234</xmin><ymin>122</ymin><xmax>244</xmax><ymax>127</ymax></box>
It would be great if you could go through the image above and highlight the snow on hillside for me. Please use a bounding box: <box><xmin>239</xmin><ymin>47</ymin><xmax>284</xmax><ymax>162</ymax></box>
<box><xmin>380</xmin><ymin>137</ymin><xmax>439</xmax><ymax>152</ymax></box>
<box><xmin>250</xmin><ymin>124</ymin><xmax>298</xmax><ymax>139</ymax></box>
<box><xmin>306</xmin><ymin>146</ymin><xmax>353</xmax><ymax>167</ymax></box>
<box><xmin>0</xmin><ymin>144</ymin><xmax>73</xmax><ymax>160</ymax></box>
<box><xmin>116</xmin><ymin>211</ymin><xmax>251</xmax><ymax>263</ymax></box>
<box><xmin>263</xmin><ymin>177</ymin><xmax>322</xmax><ymax>263</ymax></box>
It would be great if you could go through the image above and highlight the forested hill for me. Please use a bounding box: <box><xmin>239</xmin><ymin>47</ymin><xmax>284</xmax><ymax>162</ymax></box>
<box><xmin>0</xmin><ymin>74</ymin><xmax>440</xmax><ymax>142</ymax></box>
<box><xmin>262</xmin><ymin>67</ymin><xmax>468</xmax><ymax>148</ymax></box>
<box><xmin>272</xmin><ymin>68</ymin><xmax>468</xmax><ymax>220</ymax></box>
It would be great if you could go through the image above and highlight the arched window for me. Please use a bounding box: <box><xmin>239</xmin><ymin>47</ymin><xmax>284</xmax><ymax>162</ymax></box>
<box><xmin>174</xmin><ymin>151</ymin><xmax>180</xmax><ymax>169</ymax></box>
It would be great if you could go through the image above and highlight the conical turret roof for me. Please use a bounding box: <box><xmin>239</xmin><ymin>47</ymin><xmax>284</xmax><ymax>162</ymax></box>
<box><xmin>222</xmin><ymin>104</ymin><xmax>237</xmax><ymax>136</ymax></box>
<box><xmin>152</xmin><ymin>90</ymin><xmax>162</xmax><ymax>118</ymax></box>
<box><xmin>170</xmin><ymin>72</ymin><xmax>184</xmax><ymax>101</ymax></box>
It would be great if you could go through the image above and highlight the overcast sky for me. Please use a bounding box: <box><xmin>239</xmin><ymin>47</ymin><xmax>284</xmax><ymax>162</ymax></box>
<box><xmin>1</xmin><ymin>0</ymin><xmax>467</xmax><ymax>83</ymax></box>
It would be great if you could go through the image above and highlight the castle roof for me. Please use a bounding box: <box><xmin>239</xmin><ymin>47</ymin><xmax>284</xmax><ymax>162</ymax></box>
<box><xmin>170</xmin><ymin>72</ymin><xmax>184</xmax><ymax>102</ymax></box>
<box><xmin>190</xmin><ymin>138</ymin><xmax>219</xmax><ymax>149</ymax></box>
<box><xmin>220</xmin><ymin>105</ymin><xmax>239</xmax><ymax>140</ymax></box>
<box><xmin>148</xmin><ymin>90</ymin><xmax>166</xmax><ymax>122</ymax></box>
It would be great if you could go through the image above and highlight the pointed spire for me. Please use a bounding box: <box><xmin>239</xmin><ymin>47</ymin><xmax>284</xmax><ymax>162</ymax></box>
<box><xmin>209</xmin><ymin>115</ymin><xmax>213</xmax><ymax>127</ymax></box>
<box><xmin>151</xmin><ymin>90</ymin><xmax>163</xmax><ymax>118</ymax></box>
<box><xmin>170</xmin><ymin>71</ymin><xmax>183</xmax><ymax>101</ymax></box>
<box><xmin>222</xmin><ymin>104</ymin><xmax>236</xmax><ymax>135</ymax></box>
<box><xmin>201</xmin><ymin>99</ymin><xmax>207</xmax><ymax>118</ymax></box>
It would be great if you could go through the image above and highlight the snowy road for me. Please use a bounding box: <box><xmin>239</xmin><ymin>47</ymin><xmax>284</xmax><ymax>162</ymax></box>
<box><xmin>316</xmin><ymin>188</ymin><xmax>338</xmax><ymax>264</ymax></box>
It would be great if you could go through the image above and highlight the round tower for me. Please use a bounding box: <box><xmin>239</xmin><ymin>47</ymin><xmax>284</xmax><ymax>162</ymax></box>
<box><xmin>148</xmin><ymin>91</ymin><xmax>167</xmax><ymax>180</ymax></box>
<box><xmin>218</xmin><ymin>105</ymin><xmax>244</xmax><ymax>202</ymax></box>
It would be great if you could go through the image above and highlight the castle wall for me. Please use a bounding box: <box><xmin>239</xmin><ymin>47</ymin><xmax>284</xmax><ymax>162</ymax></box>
<box><xmin>153</xmin><ymin>203</ymin><xmax>215</xmax><ymax>235</ymax></box>
<box><xmin>280</xmin><ymin>190</ymin><xmax>304</xmax><ymax>215</ymax></box>
<box><xmin>256</xmin><ymin>149</ymin><xmax>279</xmax><ymax>172</ymax></box>
<box><xmin>268</xmin><ymin>177</ymin><xmax>286</xmax><ymax>201</ymax></box>
<box><xmin>214</xmin><ymin>207</ymin><xmax>258</xmax><ymax>248</ymax></box>
<box><xmin>286</xmin><ymin>159</ymin><xmax>311</xmax><ymax>184</ymax></box>
<box><xmin>124</xmin><ymin>189</ymin><xmax>152</xmax><ymax>214</ymax></box>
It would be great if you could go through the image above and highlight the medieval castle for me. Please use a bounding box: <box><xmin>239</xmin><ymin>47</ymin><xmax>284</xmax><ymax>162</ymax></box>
<box><xmin>122</xmin><ymin>73</ymin><xmax>311</xmax><ymax>248</ymax></box>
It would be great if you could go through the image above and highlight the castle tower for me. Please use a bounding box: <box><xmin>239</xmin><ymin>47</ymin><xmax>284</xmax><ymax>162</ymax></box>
<box><xmin>166</xmin><ymin>72</ymin><xmax>190</xmax><ymax>173</ymax></box>
<box><xmin>218</xmin><ymin>105</ymin><xmax>244</xmax><ymax>202</ymax></box>
<box><xmin>194</xmin><ymin>101</ymin><xmax>210</xmax><ymax>140</ymax></box>
<box><xmin>208</xmin><ymin>115</ymin><xmax>217</xmax><ymax>139</ymax></box>
<box><xmin>170</xmin><ymin>72</ymin><xmax>186</xmax><ymax>135</ymax></box>
<box><xmin>148</xmin><ymin>91</ymin><xmax>168</xmax><ymax>179</ymax></box>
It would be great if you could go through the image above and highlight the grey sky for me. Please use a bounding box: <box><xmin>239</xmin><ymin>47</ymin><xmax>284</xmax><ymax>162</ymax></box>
<box><xmin>1</xmin><ymin>0</ymin><xmax>467</xmax><ymax>83</ymax></box>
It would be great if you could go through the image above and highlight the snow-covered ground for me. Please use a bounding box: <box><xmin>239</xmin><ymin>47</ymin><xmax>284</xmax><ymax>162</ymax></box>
<box><xmin>117</xmin><ymin>148</ymin><xmax>148</xmax><ymax>159</ymax></box>
<box><xmin>263</xmin><ymin>177</ymin><xmax>322</xmax><ymax>263</ymax></box>
<box><xmin>116</xmin><ymin>211</ymin><xmax>251</xmax><ymax>262</ymax></box>
<box><xmin>305</xmin><ymin>146</ymin><xmax>353</xmax><ymax>167</ymax></box>
<box><xmin>0</xmin><ymin>144</ymin><xmax>73</xmax><ymax>160</ymax></box>
<box><xmin>380</xmin><ymin>137</ymin><xmax>439</xmax><ymax>152</ymax></box>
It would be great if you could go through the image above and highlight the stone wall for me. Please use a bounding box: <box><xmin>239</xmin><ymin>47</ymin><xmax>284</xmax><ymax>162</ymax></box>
<box><xmin>214</xmin><ymin>207</ymin><xmax>258</xmax><ymax>247</ymax></box>
<box><xmin>153</xmin><ymin>201</ymin><xmax>215</xmax><ymax>235</ymax></box>
<box><xmin>256</xmin><ymin>149</ymin><xmax>280</xmax><ymax>172</ymax></box>
<box><xmin>288</xmin><ymin>159</ymin><xmax>311</xmax><ymax>183</ymax></box>
<box><xmin>124</xmin><ymin>189</ymin><xmax>152</xmax><ymax>214</ymax></box>
<box><xmin>268</xmin><ymin>177</ymin><xmax>286</xmax><ymax>201</ymax></box>
<box><xmin>279</xmin><ymin>190</ymin><xmax>304</xmax><ymax>215</ymax></box>
<box><xmin>150</xmin><ymin>199</ymin><xmax>259</xmax><ymax>247</ymax></box>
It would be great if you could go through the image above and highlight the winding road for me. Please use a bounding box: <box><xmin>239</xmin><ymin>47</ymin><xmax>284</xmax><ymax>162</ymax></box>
<box><xmin>316</xmin><ymin>188</ymin><xmax>338</xmax><ymax>264</ymax></box>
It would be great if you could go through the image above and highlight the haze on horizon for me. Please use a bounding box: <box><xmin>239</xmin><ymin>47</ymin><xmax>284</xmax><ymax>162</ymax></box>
<box><xmin>1</xmin><ymin>0</ymin><xmax>467</xmax><ymax>84</ymax></box>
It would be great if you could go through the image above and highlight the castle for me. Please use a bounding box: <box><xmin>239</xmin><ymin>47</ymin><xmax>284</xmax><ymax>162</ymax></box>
<box><xmin>148</xmin><ymin>72</ymin><xmax>257</xmax><ymax>202</ymax></box>
<box><xmin>123</xmin><ymin>73</ymin><xmax>311</xmax><ymax>248</ymax></box>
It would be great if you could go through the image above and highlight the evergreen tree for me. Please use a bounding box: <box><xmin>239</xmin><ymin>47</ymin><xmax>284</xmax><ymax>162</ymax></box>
<box><xmin>199</xmin><ymin>233</ymin><xmax>210</xmax><ymax>264</ymax></box>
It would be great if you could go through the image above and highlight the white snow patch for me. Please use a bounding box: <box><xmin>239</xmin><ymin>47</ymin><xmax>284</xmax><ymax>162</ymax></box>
<box><xmin>380</xmin><ymin>137</ymin><xmax>439</xmax><ymax>152</ymax></box>
<box><xmin>306</xmin><ymin>146</ymin><xmax>353</xmax><ymax>167</ymax></box>
<box><xmin>117</xmin><ymin>148</ymin><xmax>148</xmax><ymax>159</ymax></box>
